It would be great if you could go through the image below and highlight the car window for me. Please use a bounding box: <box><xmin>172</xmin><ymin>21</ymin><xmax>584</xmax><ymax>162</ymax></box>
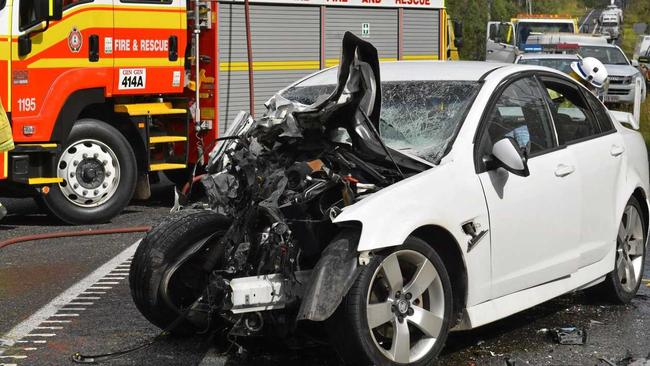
<box><xmin>539</xmin><ymin>76</ymin><xmax>601</xmax><ymax>145</ymax></box>
<box><xmin>479</xmin><ymin>77</ymin><xmax>556</xmax><ymax>160</ymax></box>
<box><xmin>584</xmin><ymin>89</ymin><xmax>615</xmax><ymax>133</ymax></box>
<box><xmin>579</xmin><ymin>46</ymin><xmax>629</xmax><ymax>65</ymax></box>
<box><xmin>0</xmin><ymin>0</ymin><xmax>5</xmax><ymax>10</ymax></box>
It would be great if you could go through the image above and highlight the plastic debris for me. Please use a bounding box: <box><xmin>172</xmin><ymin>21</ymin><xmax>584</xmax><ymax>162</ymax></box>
<box><xmin>550</xmin><ymin>327</ymin><xmax>587</xmax><ymax>345</ymax></box>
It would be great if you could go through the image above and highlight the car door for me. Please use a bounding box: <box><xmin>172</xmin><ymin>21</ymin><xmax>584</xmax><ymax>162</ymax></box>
<box><xmin>486</xmin><ymin>21</ymin><xmax>517</xmax><ymax>63</ymax></box>
<box><xmin>475</xmin><ymin>75</ymin><xmax>582</xmax><ymax>299</ymax></box>
<box><xmin>539</xmin><ymin>74</ymin><xmax>625</xmax><ymax>268</ymax></box>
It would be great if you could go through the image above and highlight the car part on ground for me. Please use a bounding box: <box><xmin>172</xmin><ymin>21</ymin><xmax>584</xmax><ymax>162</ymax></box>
<box><xmin>42</xmin><ymin>120</ymin><xmax>138</xmax><ymax>224</ymax></box>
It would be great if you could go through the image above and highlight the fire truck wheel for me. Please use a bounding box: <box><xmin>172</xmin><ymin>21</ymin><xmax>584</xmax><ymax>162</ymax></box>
<box><xmin>43</xmin><ymin>119</ymin><xmax>137</xmax><ymax>224</ymax></box>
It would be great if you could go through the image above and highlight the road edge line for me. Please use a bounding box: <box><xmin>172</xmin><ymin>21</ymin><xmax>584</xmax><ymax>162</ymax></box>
<box><xmin>0</xmin><ymin>240</ymin><xmax>141</xmax><ymax>355</ymax></box>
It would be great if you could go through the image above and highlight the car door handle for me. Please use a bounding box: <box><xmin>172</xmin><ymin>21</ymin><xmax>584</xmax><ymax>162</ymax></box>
<box><xmin>610</xmin><ymin>145</ymin><xmax>625</xmax><ymax>157</ymax></box>
<box><xmin>555</xmin><ymin>164</ymin><xmax>575</xmax><ymax>177</ymax></box>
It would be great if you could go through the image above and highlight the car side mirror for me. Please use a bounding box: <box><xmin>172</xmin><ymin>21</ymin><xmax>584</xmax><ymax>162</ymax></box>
<box><xmin>631</xmin><ymin>59</ymin><xmax>639</xmax><ymax>67</ymax></box>
<box><xmin>484</xmin><ymin>137</ymin><xmax>530</xmax><ymax>177</ymax></box>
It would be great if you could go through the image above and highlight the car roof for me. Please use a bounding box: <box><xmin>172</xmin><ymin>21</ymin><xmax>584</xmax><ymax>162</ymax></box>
<box><xmin>294</xmin><ymin>61</ymin><xmax>507</xmax><ymax>87</ymax></box>
<box><xmin>518</xmin><ymin>53</ymin><xmax>580</xmax><ymax>60</ymax></box>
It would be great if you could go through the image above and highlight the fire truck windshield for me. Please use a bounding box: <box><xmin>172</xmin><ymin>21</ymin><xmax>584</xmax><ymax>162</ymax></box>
<box><xmin>517</xmin><ymin>21</ymin><xmax>575</xmax><ymax>47</ymax></box>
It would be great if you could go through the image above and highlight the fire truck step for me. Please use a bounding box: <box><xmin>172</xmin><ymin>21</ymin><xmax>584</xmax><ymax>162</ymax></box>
<box><xmin>28</xmin><ymin>177</ymin><xmax>64</xmax><ymax>185</ymax></box>
<box><xmin>149</xmin><ymin>136</ymin><xmax>188</xmax><ymax>144</ymax></box>
<box><xmin>149</xmin><ymin>163</ymin><xmax>187</xmax><ymax>172</ymax></box>
<box><xmin>114</xmin><ymin>103</ymin><xmax>187</xmax><ymax>116</ymax></box>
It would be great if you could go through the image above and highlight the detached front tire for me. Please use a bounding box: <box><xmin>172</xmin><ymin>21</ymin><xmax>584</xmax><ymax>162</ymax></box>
<box><xmin>130</xmin><ymin>210</ymin><xmax>230</xmax><ymax>335</ymax></box>
<box><xmin>43</xmin><ymin>119</ymin><xmax>137</xmax><ymax>224</ymax></box>
<box><xmin>332</xmin><ymin>237</ymin><xmax>453</xmax><ymax>366</ymax></box>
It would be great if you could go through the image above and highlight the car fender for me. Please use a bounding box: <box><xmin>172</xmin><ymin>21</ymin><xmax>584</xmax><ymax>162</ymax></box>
<box><xmin>617</xmin><ymin>127</ymin><xmax>650</xmax><ymax>230</ymax></box>
<box><xmin>331</xmin><ymin>156</ymin><xmax>493</xmax><ymax>307</ymax></box>
<box><xmin>332</xmin><ymin>161</ymin><xmax>484</xmax><ymax>253</ymax></box>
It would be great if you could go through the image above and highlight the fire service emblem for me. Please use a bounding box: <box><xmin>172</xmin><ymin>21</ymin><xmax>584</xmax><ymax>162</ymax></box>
<box><xmin>68</xmin><ymin>27</ymin><xmax>83</xmax><ymax>53</ymax></box>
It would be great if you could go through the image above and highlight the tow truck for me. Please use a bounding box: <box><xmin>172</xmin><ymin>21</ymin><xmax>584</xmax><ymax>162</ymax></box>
<box><xmin>0</xmin><ymin>0</ymin><xmax>459</xmax><ymax>224</ymax></box>
<box><xmin>486</xmin><ymin>13</ymin><xmax>579</xmax><ymax>63</ymax></box>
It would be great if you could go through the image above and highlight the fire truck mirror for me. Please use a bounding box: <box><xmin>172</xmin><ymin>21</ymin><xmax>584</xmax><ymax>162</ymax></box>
<box><xmin>453</xmin><ymin>20</ymin><xmax>463</xmax><ymax>39</ymax></box>
<box><xmin>18</xmin><ymin>35</ymin><xmax>32</xmax><ymax>57</ymax></box>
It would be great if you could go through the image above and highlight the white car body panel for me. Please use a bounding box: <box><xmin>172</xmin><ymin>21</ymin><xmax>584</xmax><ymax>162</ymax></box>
<box><xmin>292</xmin><ymin>61</ymin><xmax>649</xmax><ymax>330</ymax></box>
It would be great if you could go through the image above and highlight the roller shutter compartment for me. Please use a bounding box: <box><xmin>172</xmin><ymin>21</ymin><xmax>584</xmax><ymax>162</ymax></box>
<box><xmin>324</xmin><ymin>7</ymin><xmax>398</xmax><ymax>67</ymax></box>
<box><xmin>403</xmin><ymin>9</ymin><xmax>440</xmax><ymax>60</ymax></box>
<box><xmin>218</xmin><ymin>3</ymin><xmax>320</xmax><ymax>134</ymax></box>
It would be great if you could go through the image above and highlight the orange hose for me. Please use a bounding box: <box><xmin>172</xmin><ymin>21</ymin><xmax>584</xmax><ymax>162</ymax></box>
<box><xmin>0</xmin><ymin>226</ymin><xmax>152</xmax><ymax>250</ymax></box>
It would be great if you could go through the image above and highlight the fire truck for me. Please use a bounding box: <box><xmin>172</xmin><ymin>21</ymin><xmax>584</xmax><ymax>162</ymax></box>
<box><xmin>0</xmin><ymin>0</ymin><xmax>458</xmax><ymax>224</ymax></box>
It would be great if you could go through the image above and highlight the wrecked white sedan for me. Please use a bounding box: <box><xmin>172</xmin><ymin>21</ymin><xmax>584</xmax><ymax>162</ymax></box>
<box><xmin>129</xmin><ymin>33</ymin><xmax>649</xmax><ymax>366</ymax></box>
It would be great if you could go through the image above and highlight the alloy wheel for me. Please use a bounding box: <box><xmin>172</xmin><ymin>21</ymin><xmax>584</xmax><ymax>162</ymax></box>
<box><xmin>366</xmin><ymin>250</ymin><xmax>445</xmax><ymax>364</ymax></box>
<box><xmin>617</xmin><ymin>204</ymin><xmax>645</xmax><ymax>293</ymax></box>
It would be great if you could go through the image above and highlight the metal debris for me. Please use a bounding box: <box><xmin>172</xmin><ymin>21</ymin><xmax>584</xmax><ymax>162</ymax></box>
<box><xmin>550</xmin><ymin>327</ymin><xmax>587</xmax><ymax>345</ymax></box>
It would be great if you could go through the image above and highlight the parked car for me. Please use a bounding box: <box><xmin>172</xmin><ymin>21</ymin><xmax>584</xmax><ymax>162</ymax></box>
<box><xmin>515</xmin><ymin>53</ymin><xmax>581</xmax><ymax>74</ymax></box>
<box><xmin>130</xmin><ymin>34</ymin><xmax>649</xmax><ymax>366</ymax></box>
<box><xmin>579</xmin><ymin>44</ymin><xmax>647</xmax><ymax>104</ymax></box>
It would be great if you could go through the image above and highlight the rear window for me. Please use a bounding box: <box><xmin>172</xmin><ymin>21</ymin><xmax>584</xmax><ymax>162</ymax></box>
<box><xmin>517</xmin><ymin>58</ymin><xmax>576</xmax><ymax>74</ymax></box>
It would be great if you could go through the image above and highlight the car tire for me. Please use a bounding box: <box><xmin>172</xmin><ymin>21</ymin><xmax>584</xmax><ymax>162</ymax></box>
<box><xmin>42</xmin><ymin>119</ymin><xmax>137</xmax><ymax>224</ymax></box>
<box><xmin>129</xmin><ymin>210</ymin><xmax>231</xmax><ymax>335</ymax></box>
<box><xmin>596</xmin><ymin>196</ymin><xmax>647</xmax><ymax>304</ymax></box>
<box><xmin>331</xmin><ymin>236</ymin><xmax>453</xmax><ymax>366</ymax></box>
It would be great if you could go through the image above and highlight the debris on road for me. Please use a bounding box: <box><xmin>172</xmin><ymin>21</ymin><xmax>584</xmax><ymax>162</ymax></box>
<box><xmin>550</xmin><ymin>327</ymin><xmax>587</xmax><ymax>345</ymax></box>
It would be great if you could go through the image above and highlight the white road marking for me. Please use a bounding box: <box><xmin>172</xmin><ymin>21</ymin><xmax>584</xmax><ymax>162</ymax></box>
<box><xmin>73</xmin><ymin>296</ymin><xmax>100</xmax><ymax>300</ymax></box>
<box><xmin>30</xmin><ymin>341</ymin><xmax>46</xmax><ymax>344</ymax></box>
<box><xmin>66</xmin><ymin>302</ymin><xmax>94</xmax><ymax>306</ymax></box>
<box><xmin>88</xmin><ymin>286</ymin><xmax>113</xmax><ymax>290</ymax></box>
<box><xmin>0</xmin><ymin>241</ymin><xmax>140</xmax><ymax>355</ymax></box>
<box><xmin>103</xmin><ymin>277</ymin><xmax>126</xmax><ymax>280</ymax></box>
<box><xmin>40</xmin><ymin>320</ymin><xmax>70</xmax><ymax>324</ymax></box>
<box><xmin>22</xmin><ymin>334</ymin><xmax>55</xmax><ymax>338</ymax></box>
<box><xmin>58</xmin><ymin>308</ymin><xmax>86</xmax><ymax>311</ymax></box>
<box><xmin>34</xmin><ymin>327</ymin><xmax>63</xmax><ymax>330</ymax></box>
<box><xmin>95</xmin><ymin>281</ymin><xmax>120</xmax><ymax>285</ymax></box>
<box><xmin>0</xmin><ymin>363</ymin><xmax>18</xmax><ymax>366</ymax></box>
<box><xmin>0</xmin><ymin>356</ymin><xmax>26</xmax><ymax>359</ymax></box>
<box><xmin>81</xmin><ymin>292</ymin><xmax>106</xmax><ymax>295</ymax></box>
<box><xmin>22</xmin><ymin>348</ymin><xmax>37</xmax><ymax>351</ymax></box>
<box><xmin>50</xmin><ymin>314</ymin><xmax>79</xmax><ymax>317</ymax></box>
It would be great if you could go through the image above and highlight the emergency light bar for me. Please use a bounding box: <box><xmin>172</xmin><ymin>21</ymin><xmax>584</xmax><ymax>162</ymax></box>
<box><xmin>516</xmin><ymin>13</ymin><xmax>574</xmax><ymax>19</ymax></box>
<box><xmin>522</xmin><ymin>43</ymin><xmax>579</xmax><ymax>54</ymax></box>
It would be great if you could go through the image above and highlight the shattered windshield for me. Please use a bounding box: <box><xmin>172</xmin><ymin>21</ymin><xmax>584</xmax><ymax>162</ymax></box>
<box><xmin>282</xmin><ymin>80</ymin><xmax>481</xmax><ymax>164</ymax></box>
